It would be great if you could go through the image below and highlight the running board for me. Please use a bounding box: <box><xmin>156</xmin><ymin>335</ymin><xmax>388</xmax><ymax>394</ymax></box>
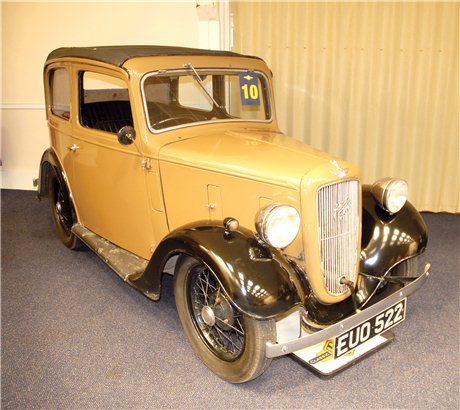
<box><xmin>71</xmin><ymin>224</ymin><xmax>160</xmax><ymax>300</ymax></box>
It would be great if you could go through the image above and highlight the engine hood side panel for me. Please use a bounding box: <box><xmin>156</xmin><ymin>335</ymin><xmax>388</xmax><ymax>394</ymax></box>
<box><xmin>158</xmin><ymin>160</ymin><xmax>304</xmax><ymax>261</ymax></box>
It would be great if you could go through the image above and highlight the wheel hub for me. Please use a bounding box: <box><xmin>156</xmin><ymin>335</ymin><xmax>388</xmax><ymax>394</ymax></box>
<box><xmin>201</xmin><ymin>305</ymin><xmax>216</xmax><ymax>327</ymax></box>
<box><xmin>190</xmin><ymin>265</ymin><xmax>246</xmax><ymax>361</ymax></box>
<box><xmin>213</xmin><ymin>297</ymin><xmax>235</xmax><ymax>331</ymax></box>
<box><xmin>55</xmin><ymin>201</ymin><xmax>66</xmax><ymax>225</ymax></box>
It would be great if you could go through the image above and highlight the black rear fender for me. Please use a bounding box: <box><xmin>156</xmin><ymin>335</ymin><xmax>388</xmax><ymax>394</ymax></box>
<box><xmin>37</xmin><ymin>148</ymin><xmax>68</xmax><ymax>200</ymax></box>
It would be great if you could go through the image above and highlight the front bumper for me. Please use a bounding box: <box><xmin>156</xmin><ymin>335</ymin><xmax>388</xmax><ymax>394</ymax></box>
<box><xmin>265</xmin><ymin>263</ymin><xmax>430</xmax><ymax>358</ymax></box>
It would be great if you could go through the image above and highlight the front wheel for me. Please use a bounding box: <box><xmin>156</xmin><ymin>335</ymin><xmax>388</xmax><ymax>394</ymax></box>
<box><xmin>174</xmin><ymin>255</ymin><xmax>275</xmax><ymax>383</ymax></box>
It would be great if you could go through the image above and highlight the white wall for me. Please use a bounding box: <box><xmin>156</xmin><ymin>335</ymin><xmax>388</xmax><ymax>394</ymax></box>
<box><xmin>1</xmin><ymin>0</ymin><xmax>224</xmax><ymax>189</ymax></box>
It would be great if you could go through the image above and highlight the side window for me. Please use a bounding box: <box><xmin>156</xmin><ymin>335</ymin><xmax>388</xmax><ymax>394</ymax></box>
<box><xmin>79</xmin><ymin>71</ymin><xmax>133</xmax><ymax>134</ymax></box>
<box><xmin>49</xmin><ymin>68</ymin><xmax>70</xmax><ymax>120</ymax></box>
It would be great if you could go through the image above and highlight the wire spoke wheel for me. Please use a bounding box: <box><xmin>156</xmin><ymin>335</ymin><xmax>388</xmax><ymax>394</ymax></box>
<box><xmin>48</xmin><ymin>171</ymin><xmax>80</xmax><ymax>249</ymax></box>
<box><xmin>174</xmin><ymin>255</ymin><xmax>275</xmax><ymax>383</ymax></box>
<box><xmin>188</xmin><ymin>265</ymin><xmax>245</xmax><ymax>361</ymax></box>
<box><xmin>53</xmin><ymin>181</ymin><xmax>73</xmax><ymax>235</ymax></box>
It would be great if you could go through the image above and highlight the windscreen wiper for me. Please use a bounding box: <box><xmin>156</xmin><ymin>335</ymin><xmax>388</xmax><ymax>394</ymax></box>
<box><xmin>183</xmin><ymin>62</ymin><xmax>221</xmax><ymax>109</ymax></box>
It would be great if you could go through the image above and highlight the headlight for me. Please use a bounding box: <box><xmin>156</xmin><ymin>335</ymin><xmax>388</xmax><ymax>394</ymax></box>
<box><xmin>372</xmin><ymin>178</ymin><xmax>408</xmax><ymax>214</ymax></box>
<box><xmin>255</xmin><ymin>204</ymin><xmax>300</xmax><ymax>249</ymax></box>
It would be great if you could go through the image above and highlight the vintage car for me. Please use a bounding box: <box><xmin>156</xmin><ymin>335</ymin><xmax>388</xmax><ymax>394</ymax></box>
<box><xmin>37</xmin><ymin>46</ymin><xmax>430</xmax><ymax>383</ymax></box>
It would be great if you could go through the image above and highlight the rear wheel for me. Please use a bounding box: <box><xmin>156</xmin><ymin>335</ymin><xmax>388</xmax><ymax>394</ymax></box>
<box><xmin>48</xmin><ymin>171</ymin><xmax>80</xmax><ymax>249</ymax></box>
<box><xmin>174</xmin><ymin>255</ymin><xmax>275</xmax><ymax>383</ymax></box>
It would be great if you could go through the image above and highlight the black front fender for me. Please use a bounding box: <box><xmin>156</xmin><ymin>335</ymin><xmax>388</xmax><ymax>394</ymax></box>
<box><xmin>132</xmin><ymin>222</ymin><xmax>301</xmax><ymax>320</ymax></box>
<box><xmin>361</xmin><ymin>185</ymin><xmax>428</xmax><ymax>277</ymax></box>
<box><xmin>301</xmin><ymin>187</ymin><xmax>428</xmax><ymax>327</ymax></box>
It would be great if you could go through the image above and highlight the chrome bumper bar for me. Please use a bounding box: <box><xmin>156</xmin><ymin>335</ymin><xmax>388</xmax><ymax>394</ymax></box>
<box><xmin>265</xmin><ymin>263</ymin><xmax>430</xmax><ymax>358</ymax></box>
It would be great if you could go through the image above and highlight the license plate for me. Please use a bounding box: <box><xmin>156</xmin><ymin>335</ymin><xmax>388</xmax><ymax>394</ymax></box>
<box><xmin>334</xmin><ymin>299</ymin><xmax>406</xmax><ymax>358</ymax></box>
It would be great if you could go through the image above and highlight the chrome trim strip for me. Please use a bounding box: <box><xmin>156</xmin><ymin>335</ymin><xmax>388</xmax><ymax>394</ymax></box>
<box><xmin>265</xmin><ymin>263</ymin><xmax>430</xmax><ymax>358</ymax></box>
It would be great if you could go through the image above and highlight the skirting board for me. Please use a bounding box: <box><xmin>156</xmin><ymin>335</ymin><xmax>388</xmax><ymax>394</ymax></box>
<box><xmin>1</xmin><ymin>169</ymin><xmax>37</xmax><ymax>190</ymax></box>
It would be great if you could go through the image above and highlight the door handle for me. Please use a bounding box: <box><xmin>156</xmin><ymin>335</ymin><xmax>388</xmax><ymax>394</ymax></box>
<box><xmin>67</xmin><ymin>144</ymin><xmax>80</xmax><ymax>152</ymax></box>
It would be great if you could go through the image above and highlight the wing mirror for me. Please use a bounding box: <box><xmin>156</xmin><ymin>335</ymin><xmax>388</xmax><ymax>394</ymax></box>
<box><xmin>117</xmin><ymin>126</ymin><xmax>136</xmax><ymax>145</ymax></box>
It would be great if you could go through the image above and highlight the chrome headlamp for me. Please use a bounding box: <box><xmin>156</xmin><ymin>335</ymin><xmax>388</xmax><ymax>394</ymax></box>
<box><xmin>255</xmin><ymin>204</ymin><xmax>300</xmax><ymax>249</ymax></box>
<box><xmin>372</xmin><ymin>178</ymin><xmax>408</xmax><ymax>214</ymax></box>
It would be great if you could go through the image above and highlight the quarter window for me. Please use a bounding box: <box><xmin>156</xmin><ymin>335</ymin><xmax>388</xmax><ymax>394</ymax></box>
<box><xmin>79</xmin><ymin>71</ymin><xmax>133</xmax><ymax>134</ymax></box>
<box><xmin>49</xmin><ymin>68</ymin><xmax>70</xmax><ymax>120</ymax></box>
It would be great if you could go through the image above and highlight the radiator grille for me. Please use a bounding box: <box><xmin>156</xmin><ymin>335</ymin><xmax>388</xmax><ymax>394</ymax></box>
<box><xmin>317</xmin><ymin>180</ymin><xmax>360</xmax><ymax>295</ymax></box>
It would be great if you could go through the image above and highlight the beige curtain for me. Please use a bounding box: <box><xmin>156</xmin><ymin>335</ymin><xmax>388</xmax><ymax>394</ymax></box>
<box><xmin>232</xmin><ymin>1</ymin><xmax>459</xmax><ymax>212</ymax></box>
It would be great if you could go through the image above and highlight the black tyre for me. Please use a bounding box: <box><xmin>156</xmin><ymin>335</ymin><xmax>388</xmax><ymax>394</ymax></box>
<box><xmin>174</xmin><ymin>255</ymin><xmax>275</xmax><ymax>383</ymax></box>
<box><xmin>48</xmin><ymin>171</ymin><xmax>80</xmax><ymax>249</ymax></box>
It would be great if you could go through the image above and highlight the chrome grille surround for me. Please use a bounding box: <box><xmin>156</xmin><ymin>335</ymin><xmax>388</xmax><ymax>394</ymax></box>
<box><xmin>317</xmin><ymin>180</ymin><xmax>360</xmax><ymax>295</ymax></box>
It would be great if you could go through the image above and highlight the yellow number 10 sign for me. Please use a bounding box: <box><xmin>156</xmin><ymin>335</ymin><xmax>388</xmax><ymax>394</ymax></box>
<box><xmin>239</xmin><ymin>73</ymin><xmax>260</xmax><ymax>106</ymax></box>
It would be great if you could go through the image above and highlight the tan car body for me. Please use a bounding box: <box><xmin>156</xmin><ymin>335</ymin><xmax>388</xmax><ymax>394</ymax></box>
<box><xmin>39</xmin><ymin>47</ymin><xmax>429</xmax><ymax>382</ymax></box>
<box><xmin>44</xmin><ymin>52</ymin><xmax>361</xmax><ymax>304</ymax></box>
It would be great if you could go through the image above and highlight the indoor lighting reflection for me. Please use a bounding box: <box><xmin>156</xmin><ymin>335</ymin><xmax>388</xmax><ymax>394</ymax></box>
<box><xmin>237</xmin><ymin>271</ymin><xmax>269</xmax><ymax>300</ymax></box>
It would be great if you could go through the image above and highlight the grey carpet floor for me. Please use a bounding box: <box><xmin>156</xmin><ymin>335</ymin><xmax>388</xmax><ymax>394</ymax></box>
<box><xmin>1</xmin><ymin>189</ymin><xmax>459</xmax><ymax>409</ymax></box>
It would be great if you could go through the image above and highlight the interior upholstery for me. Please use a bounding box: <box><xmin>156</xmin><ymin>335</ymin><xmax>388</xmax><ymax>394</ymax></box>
<box><xmin>80</xmin><ymin>101</ymin><xmax>133</xmax><ymax>133</ymax></box>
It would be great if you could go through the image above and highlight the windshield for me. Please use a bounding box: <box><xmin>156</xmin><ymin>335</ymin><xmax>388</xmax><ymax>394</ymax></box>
<box><xmin>142</xmin><ymin>69</ymin><xmax>271</xmax><ymax>131</ymax></box>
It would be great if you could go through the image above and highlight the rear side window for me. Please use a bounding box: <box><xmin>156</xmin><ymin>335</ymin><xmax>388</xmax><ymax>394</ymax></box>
<box><xmin>49</xmin><ymin>68</ymin><xmax>70</xmax><ymax>120</ymax></box>
<box><xmin>79</xmin><ymin>71</ymin><xmax>133</xmax><ymax>134</ymax></box>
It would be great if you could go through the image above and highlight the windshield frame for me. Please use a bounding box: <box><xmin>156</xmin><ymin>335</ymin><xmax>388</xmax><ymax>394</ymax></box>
<box><xmin>140</xmin><ymin>68</ymin><xmax>273</xmax><ymax>134</ymax></box>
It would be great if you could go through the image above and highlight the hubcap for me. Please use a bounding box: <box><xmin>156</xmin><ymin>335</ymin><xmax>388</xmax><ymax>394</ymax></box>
<box><xmin>201</xmin><ymin>306</ymin><xmax>216</xmax><ymax>327</ymax></box>
<box><xmin>55</xmin><ymin>199</ymin><xmax>66</xmax><ymax>226</ymax></box>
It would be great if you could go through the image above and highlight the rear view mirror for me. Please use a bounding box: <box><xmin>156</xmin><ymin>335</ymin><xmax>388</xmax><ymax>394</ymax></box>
<box><xmin>117</xmin><ymin>126</ymin><xmax>136</xmax><ymax>145</ymax></box>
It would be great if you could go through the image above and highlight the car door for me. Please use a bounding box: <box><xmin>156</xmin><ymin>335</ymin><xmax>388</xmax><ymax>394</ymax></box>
<box><xmin>45</xmin><ymin>64</ymin><xmax>74</xmax><ymax>184</ymax></box>
<box><xmin>69</xmin><ymin>66</ymin><xmax>155</xmax><ymax>260</ymax></box>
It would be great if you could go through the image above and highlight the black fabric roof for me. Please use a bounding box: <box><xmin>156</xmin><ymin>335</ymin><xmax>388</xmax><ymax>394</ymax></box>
<box><xmin>46</xmin><ymin>46</ymin><xmax>261</xmax><ymax>67</ymax></box>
